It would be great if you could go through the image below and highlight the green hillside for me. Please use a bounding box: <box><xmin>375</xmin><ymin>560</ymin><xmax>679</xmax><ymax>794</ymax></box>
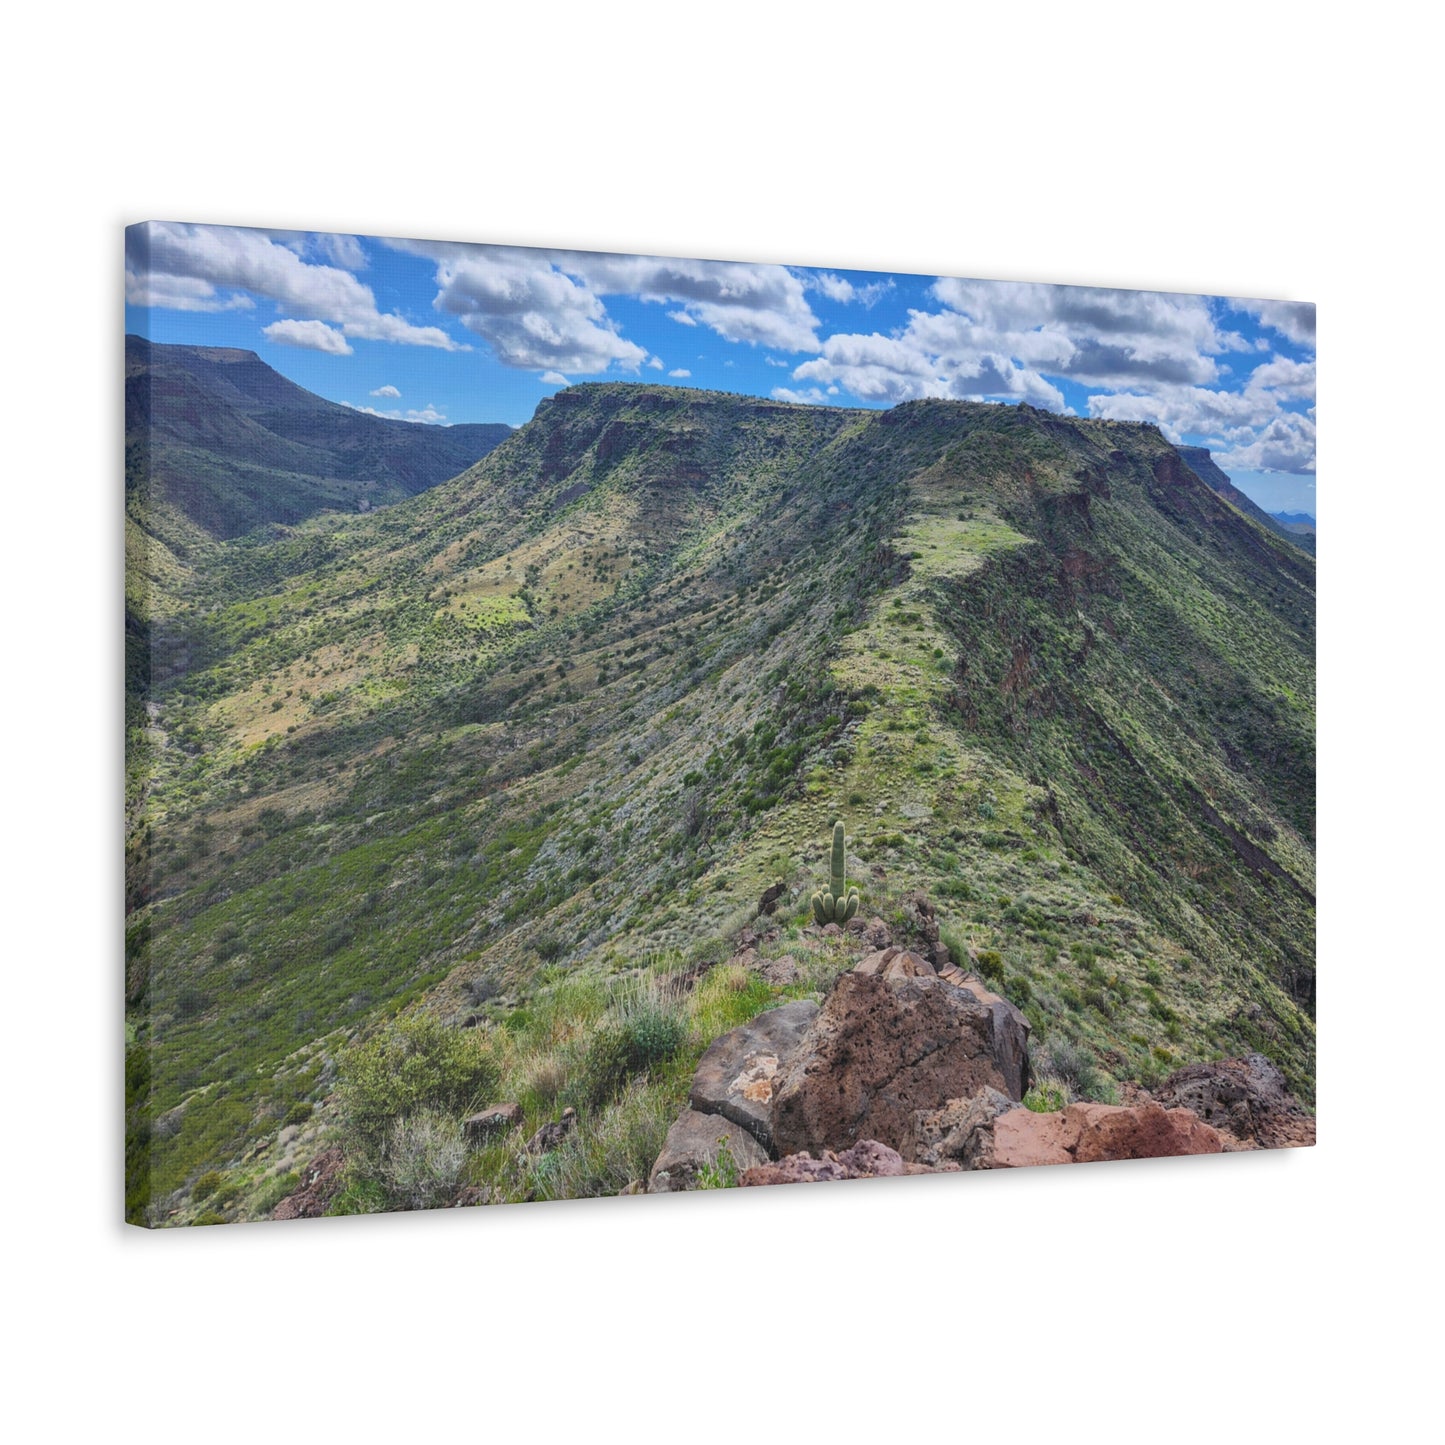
<box><xmin>124</xmin><ymin>383</ymin><xmax>1315</xmax><ymax>1223</ymax></box>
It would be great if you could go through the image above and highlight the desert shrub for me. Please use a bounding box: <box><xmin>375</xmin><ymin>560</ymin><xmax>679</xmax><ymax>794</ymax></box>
<box><xmin>191</xmin><ymin>1170</ymin><xmax>223</xmax><ymax>1199</ymax></box>
<box><xmin>696</xmin><ymin>1135</ymin><xmax>742</xmax><ymax>1189</ymax></box>
<box><xmin>378</xmin><ymin>1110</ymin><xmax>468</xmax><ymax>1211</ymax></box>
<box><xmin>690</xmin><ymin>965</ymin><xmax>775</xmax><ymax>1043</ymax></box>
<box><xmin>527</xmin><ymin>1078</ymin><xmax>675</xmax><ymax>1201</ymax></box>
<box><xmin>976</xmin><ymin>950</ymin><xmax>1005</xmax><ymax>984</ymax></box>
<box><xmin>193</xmin><ymin>1210</ymin><xmax>227</xmax><ymax>1226</ymax></box>
<box><xmin>1038</xmin><ymin>1038</ymin><xmax>1116</xmax><ymax>1102</ymax></box>
<box><xmin>252</xmin><ymin>1170</ymin><xmax>301</xmax><ymax>1215</ymax></box>
<box><xmin>1005</xmin><ymin>974</ymin><xmax>1032</xmax><ymax>1003</ymax></box>
<box><xmin>577</xmin><ymin>979</ymin><xmax>687</xmax><ymax>1107</ymax></box>
<box><xmin>282</xmin><ymin>1101</ymin><xmax>313</xmax><ymax>1128</ymax></box>
<box><xmin>1023</xmin><ymin>1079</ymin><xmax>1067</xmax><ymax>1113</ymax></box>
<box><xmin>336</xmin><ymin>1014</ymin><xmax>499</xmax><ymax>1157</ymax></box>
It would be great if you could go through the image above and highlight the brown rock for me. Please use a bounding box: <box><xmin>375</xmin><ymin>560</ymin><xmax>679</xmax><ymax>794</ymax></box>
<box><xmin>463</xmin><ymin>1102</ymin><xmax>522</xmax><ymax>1143</ymax></box>
<box><xmin>759</xmin><ymin>883</ymin><xmax>785</xmax><ymax>915</ymax></box>
<box><xmin>739</xmin><ymin>1139</ymin><xmax>907</xmax><ymax>1187</ymax></box>
<box><xmin>525</xmin><ymin>1107</ymin><xmax>577</xmax><ymax>1155</ymax></box>
<box><xmin>648</xmin><ymin>1109</ymin><xmax>770</xmax><ymax>1192</ymax></box>
<box><xmin>990</xmin><ymin>1102</ymin><xmax>1225</xmax><ymax>1168</ymax></box>
<box><xmin>1154</xmin><ymin>1054</ymin><xmax>1314</xmax><ymax>1149</ymax></box>
<box><xmin>688</xmin><ymin>999</ymin><xmax>820</xmax><ymax>1151</ymax></box>
<box><xmin>911</xmin><ymin>1087</ymin><xmax>1016</xmax><ymax>1167</ymax></box>
<box><xmin>880</xmin><ymin>950</ymin><xmax>936</xmax><ymax>982</ymax></box>
<box><xmin>853</xmin><ymin>946</ymin><xmax>899</xmax><ymax>976</ymax></box>
<box><xmin>272</xmin><ymin>1148</ymin><xmax>345</xmax><ymax>1221</ymax></box>
<box><xmin>755</xmin><ymin>953</ymin><xmax>799</xmax><ymax>985</ymax></box>
<box><xmin>864</xmin><ymin>917</ymin><xmax>891</xmax><ymax>948</ymax></box>
<box><xmin>770</xmin><ymin>972</ymin><xmax>1029</xmax><ymax>1158</ymax></box>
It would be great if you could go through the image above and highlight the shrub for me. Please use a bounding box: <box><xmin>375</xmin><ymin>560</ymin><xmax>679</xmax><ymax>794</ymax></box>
<box><xmin>378</xmin><ymin>1111</ymin><xmax>468</xmax><ymax>1211</ymax></box>
<box><xmin>192</xmin><ymin>1170</ymin><xmax>223</xmax><ymax>1199</ymax></box>
<box><xmin>577</xmin><ymin>979</ymin><xmax>687</xmax><ymax>1107</ymax></box>
<box><xmin>336</xmin><ymin>1014</ymin><xmax>499</xmax><ymax>1158</ymax></box>
<box><xmin>1005</xmin><ymin>974</ymin><xmax>1032</xmax><ymax>1003</ymax></box>
<box><xmin>976</xmin><ymin>950</ymin><xmax>1005</xmax><ymax>984</ymax></box>
<box><xmin>696</xmin><ymin>1136</ymin><xmax>742</xmax><ymax>1189</ymax></box>
<box><xmin>1023</xmin><ymin>1079</ymin><xmax>1067</xmax><ymax>1113</ymax></box>
<box><xmin>282</xmin><ymin>1101</ymin><xmax>313</xmax><ymax>1128</ymax></box>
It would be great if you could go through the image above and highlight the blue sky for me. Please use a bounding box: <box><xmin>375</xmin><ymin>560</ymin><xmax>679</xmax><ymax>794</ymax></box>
<box><xmin>125</xmin><ymin>223</ymin><xmax>1316</xmax><ymax>516</ymax></box>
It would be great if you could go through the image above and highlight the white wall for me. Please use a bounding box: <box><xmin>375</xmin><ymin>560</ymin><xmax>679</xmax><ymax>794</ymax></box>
<box><xmin>4</xmin><ymin>5</ymin><xmax>1435</xmax><ymax>1440</ymax></box>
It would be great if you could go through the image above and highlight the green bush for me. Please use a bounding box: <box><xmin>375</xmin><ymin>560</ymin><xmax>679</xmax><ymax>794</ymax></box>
<box><xmin>976</xmin><ymin>950</ymin><xmax>1005</xmax><ymax>984</ymax></box>
<box><xmin>578</xmin><ymin>983</ymin><xmax>687</xmax><ymax>1107</ymax></box>
<box><xmin>1023</xmin><ymin>1080</ymin><xmax>1067</xmax><ymax>1113</ymax></box>
<box><xmin>191</xmin><ymin>1170</ymin><xmax>224</xmax><ymax>1199</ymax></box>
<box><xmin>336</xmin><ymin>1014</ymin><xmax>500</xmax><ymax>1157</ymax></box>
<box><xmin>282</xmin><ymin>1101</ymin><xmax>313</xmax><ymax>1128</ymax></box>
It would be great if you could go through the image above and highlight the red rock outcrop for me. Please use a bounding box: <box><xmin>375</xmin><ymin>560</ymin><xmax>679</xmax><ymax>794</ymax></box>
<box><xmin>988</xmin><ymin>1102</ymin><xmax>1224</xmax><ymax>1168</ymax></box>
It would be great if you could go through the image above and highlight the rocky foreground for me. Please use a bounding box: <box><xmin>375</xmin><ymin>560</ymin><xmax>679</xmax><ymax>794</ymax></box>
<box><xmin>646</xmin><ymin>928</ymin><xmax>1313</xmax><ymax>1194</ymax></box>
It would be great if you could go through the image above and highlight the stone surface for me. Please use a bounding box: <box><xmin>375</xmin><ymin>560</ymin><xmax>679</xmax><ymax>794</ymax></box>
<box><xmin>952</xmin><ymin>976</ymin><xmax>1032</xmax><ymax>1100</ymax></box>
<box><xmin>769</xmin><ymin>972</ymin><xmax>1028</xmax><ymax>1158</ymax></box>
<box><xmin>853</xmin><ymin>946</ymin><xmax>899</xmax><ymax>976</ymax></box>
<box><xmin>463</xmin><ymin>1102</ymin><xmax>522</xmax><ymax>1143</ymax></box>
<box><xmin>1154</xmin><ymin>1054</ymin><xmax>1314</xmax><ymax>1149</ymax></box>
<box><xmin>755</xmin><ymin>953</ymin><xmax>799</xmax><ymax>985</ymax></box>
<box><xmin>864</xmin><ymin>917</ymin><xmax>892</xmax><ymax>948</ymax></box>
<box><xmin>758</xmin><ymin>883</ymin><xmax>785</xmax><ymax>915</ymax></box>
<box><xmin>990</xmin><ymin>1102</ymin><xmax>1224</xmax><ymax>1168</ymax></box>
<box><xmin>911</xmin><ymin>1087</ymin><xmax>1016</xmax><ymax>1167</ymax></box>
<box><xmin>739</xmin><ymin>1139</ymin><xmax>907</xmax><ymax>1187</ymax></box>
<box><xmin>525</xmin><ymin>1107</ymin><xmax>577</xmax><ymax>1155</ymax></box>
<box><xmin>689</xmin><ymin>999</ymin><xmax>820</xmax><ymax>1151</ymax></box>
<box><xmin>272</xmin><ymin>1148</ymin><xmax>345</xmax><ymax>1221</ymax></box>
<box><xmin>647</xmin><ymin>1109</ymin><xmax>770</xmax><ymax>1193</ymax></box>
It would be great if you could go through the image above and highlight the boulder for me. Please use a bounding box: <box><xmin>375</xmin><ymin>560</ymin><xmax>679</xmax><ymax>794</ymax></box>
<box><xmin>990</xmin><ymin>1102</ymin><xmax>1224</xmax><ymax>1168</ymax></box>
<box><xmin>759</xmin><ymin>883</ymin><xmax>785</xmax><ymax>915</ymax></box>
<box><xmin>755</xmin><ymin>953</ymin><xmax>799</xmax><ymax>985</ymax></box>
<box><xmin>911</xmin><ymin>1087</ymin><xmax>1016</xmax><ymax>1167</ymax></box>
<box><xmin>689</xmin><ymin>999</ymin><xmax>820</xmax><ymax>1152</ymax></box>
<box><xmin>525</xmin><ymin>1107</ymin><xmax>577</xmax><ymax>1155</ymax></box>
<box><xmin>648</xmin><ymin>1110</ymin><xmax>770</xmax><ymax>1193</ymax></box>
<box><xmin>740</xmin><ymin>1139</ymin><xmax>907</xmax><ymax>1187</ymax></box>
<box><xmin>1154</xmin><ymin>1054</ymin><xmax>1314</xmax><ymax>1149</ymax></box>
<box><xmin>769</xmin><ymin>972</ymin><xmax>1029</xmax><ymax>1158</ymax></box>
<box><xmin>951</xmin><ymin>976</ymin><xmax>1032</xmax><ymax>1101</ymax></box>
<box><xmin>463</xmin><ymin>1102</ymin><xmax>522</xmax><ymax>1143</ymax></box>
<box><xmin>853</xmin><ymin>946</ymin><xmax>899</xmax><ymax>975</ymax></box>
<box><xmin>864</xmin><ymin>917</ymin><xmax>892</xmax><ymax>948</ymax></box>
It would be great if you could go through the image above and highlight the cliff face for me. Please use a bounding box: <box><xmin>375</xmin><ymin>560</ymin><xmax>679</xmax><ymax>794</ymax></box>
<box><xmin>1175</xmin><ymin>444</ymin><xmax>1315</xmax><ymax>555</ymax></box>
<box><xmin>126</xmin><ymin>383</ymin><xmax>1314</xmax><ymax>1221</ymax></box>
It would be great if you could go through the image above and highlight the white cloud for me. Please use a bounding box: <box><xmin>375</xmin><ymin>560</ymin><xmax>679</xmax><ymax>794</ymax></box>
<box><xmin>811</xmin><ymin>272</ymin><xmax>895</xmax><ymax>307</ymax></box>
<box><xmin>792</xmin><ymin>321</ymin><xmax>1066</xmax><ymax>410</ymax></box>
<box><xmin>1235</xmin><ymin>298</ymin><xmax>1316</xmax><ymax>348</ymax></box>
<box><xmin>540</xmin><ymin>371</ymin><xmax>569</xmax><ymax>385</ymax></box>
<box><xmin>1215</xmin><ymin>412</ymin><xmax>1316</xmax><ymax>473</ymax></box>
<box><xmin>126</xmin><ymin>222</ymin><xmax>464</xmax><ymax>349</ymax></box>
<box><xmin>262</xmin><ymin>319</ymin><xmax>354</xmax><ymax>355</ymax></box>
<box><xmin>771</xmin><ymin>386</ymin><xmax>833</xmax><ymax>405</ymax></box>
<box><xmin>647</xmin><ymin>356</ymin><xmax>664</xmax><ymax>370</ymax></box>
<box><xmin>1246</xmin><ymin>355</ymin><xmax>1316</xmax><ymax>400</ymax></box>
<box><xmin>341</xmin><ymin>400</ymin><xmax>449</xmax><ymax>425</ymax></box>
<box><xmin>764</xmin><ymin>355</ymin><xmax>788</xmax><ymax>367</ymax></box>
<box><xmin>668</xmin><ymin>368</ymin><xmax>691</xmax><ymax>378</ymax></box>
<box><xmin>370</xmin><ymin>383</ymin><xmax>401</xmax><ymax>398</ymax></box>
<box><xmin>668</xmin><ymin>310</ymin><xmax>697</xmax><ymax>326</ymax></box>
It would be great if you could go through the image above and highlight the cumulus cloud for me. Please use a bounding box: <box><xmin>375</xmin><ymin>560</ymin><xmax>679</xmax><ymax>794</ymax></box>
<box><xmin>1235</xmin><ymin>298</ymin><xmax>1316</xmax><ymax>348</ymax></box>
<box><xmin>370</xmin><ymin>384</ymin><xmax>401</xmax><ymax>398</ymax></box>
<box><xmin>540</xmin><ymin>371</ymin><xmax>569</xmax><ymax>385</ymax></box>
<box><xmin>647</xmin><ymin>356</ymin><xmax>664</xmax><ymax>370</ymax></box>
<box><xmin>792</xmin><ymin>319</ymin><xmax>1066</xmax><ymax>411</ymax></box>
<box><xmin>342</xmin><ymin>400</ymin><xmax>449</xmax><ymax>425</ymax></box>
<box><xmin>262</xmin><ymin>319</ymin><xmax>353</xmax><ymax>354</ymax></box>
<box><xmin>771</xmin><ymin>386</ymin><xmax>834</xmax><ymax>405</ymax></box>
<box><xmin>810</xmin><ymin>272</ymin><xmax>895</xmax><ymax>307</ymax></box>
<box><xmin>1215</xmin><ymin>412</ymin><xmax>1316</xmax><ymax>473</ymax></box>
<box><xmin>126</xmin><ymin>222</ymin><xmax>464</xmax><ymax>349</ymax></box>
<box><xmin>668</xmin><ymin>368</ymin><xmax>691</xmax><ymax>378</ymax></box>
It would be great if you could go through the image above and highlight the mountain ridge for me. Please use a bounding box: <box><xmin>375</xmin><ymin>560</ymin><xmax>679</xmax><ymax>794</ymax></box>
<box><xmin>124</xmin><ymin>380</ymin><xmax>1315</xmax><ymax>1222</ymax></box>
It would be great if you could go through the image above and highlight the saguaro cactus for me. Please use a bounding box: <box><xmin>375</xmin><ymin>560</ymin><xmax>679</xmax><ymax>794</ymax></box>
<box><xmin>812</xmin><ymin>821</ymin><xmax>860</xmax><ymax>925</ymax></box>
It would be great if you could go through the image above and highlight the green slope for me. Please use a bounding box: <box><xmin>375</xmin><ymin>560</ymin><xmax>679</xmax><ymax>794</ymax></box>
<box><xmin>124</xmin><ymin>383</ymin><xmax>1315</xmax><ymax>1222</ymax></box>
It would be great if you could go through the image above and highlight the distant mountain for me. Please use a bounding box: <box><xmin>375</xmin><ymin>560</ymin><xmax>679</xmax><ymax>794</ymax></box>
<box><xmin>1175</xmin><ymin>446</ymin><xmax>1315</xmax><ymax>556</ymax></box>
<box><xmin>125</xmin><ymin>335</ymin><xmax>512</xmax><ymax>540</ymax></box>
<box><xmin>1270</xmin><ymin>511</ymin><xmax>1317</xmax><ymax>536</ymax></box>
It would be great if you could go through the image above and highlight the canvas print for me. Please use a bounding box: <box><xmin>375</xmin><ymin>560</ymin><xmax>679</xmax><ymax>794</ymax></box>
<box><xmin>124</xmin><ymin>223</ymin><xmax>1316</xmax><ymax>1226</ymax></box>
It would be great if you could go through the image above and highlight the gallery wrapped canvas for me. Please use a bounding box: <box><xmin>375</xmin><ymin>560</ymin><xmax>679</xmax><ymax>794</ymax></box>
<box><xmin>124</xmin><ymin>224</ymin><xmax>1315</xmax><ymax>1225</ymax></box>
